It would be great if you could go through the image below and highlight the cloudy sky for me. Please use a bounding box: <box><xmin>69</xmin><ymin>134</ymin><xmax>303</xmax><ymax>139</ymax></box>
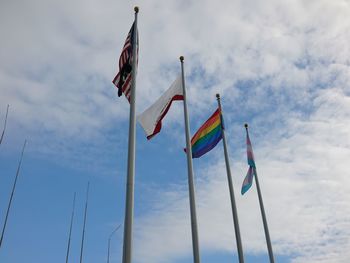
<box><xmin>1</xmin><ymin>0</ymin><xmax>350</xmax><ymax>262</ymax></box>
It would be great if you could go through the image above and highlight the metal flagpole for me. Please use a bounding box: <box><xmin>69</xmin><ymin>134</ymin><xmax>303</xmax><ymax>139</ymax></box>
<box><xmin>107</xmin><ymin>224</ymin><xmax>122</xmax><ymax>263</ymax></box>
<box><xmin>65</xmin><ymin>192</ymin><xmax>76</xmax><ymax>263</ymax></box>
<box><xmin>180</xmin><ymin>56</ymin><xmax>201</xmax><ymax>263</ymax></box>
<box><xmin>216</xmin><ymin>94</ymin><xmax>244</xmax><ymax>263</ymax></box>
<box><xmin>79</xmin><ymin>182</ymin><xmax>90</xmax><ymax>263</ymax></box>
<box><xmin>0</xmin><ymin>139</ymin><xmax>27</xmax><ymax>249</ymax></box>
<box><xmin>0</xmin><ymin>104</ymin><xmax>9</xmax><ymax>145</ymax></box>
<box><xmin>245</xmin><ymin>124</ymin><xmax>274</xmax><ymax>263</ymax></box>
<box><xmin>122</xmin><ymin>6</ymin><xmax>139</xmax><ymax>263</ymax></box>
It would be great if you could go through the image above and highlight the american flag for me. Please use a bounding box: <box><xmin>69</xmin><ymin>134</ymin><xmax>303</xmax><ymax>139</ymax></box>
<box><xmin>112</xmin><ymin>22</ymin><xmax>138</xmax><ymax>102</ymax></box>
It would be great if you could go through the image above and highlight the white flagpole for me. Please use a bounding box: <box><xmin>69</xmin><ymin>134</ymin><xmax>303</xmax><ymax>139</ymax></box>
<box><xmin>245</xmin><ymin>124</ymin><xmax>274</xmax><ymax>263</ymax></box>
<box><xmin>216</xmin><ymin>94</ymin><xmax>244</xmax><ymax>263</ymax></box>
<box><xmin>122</xmin><ymin>6</ymin><xmax>139</xmax><ymax>263</ymax></box>
<box><xmin>180</xmin><ymin>56</ymin><xmax>201</xmax><ymax>263</ymax></box>
<box><xmin>0</xmin><ymin>139</ymin><xmax>27</xmax><ymax>249</ymax></box>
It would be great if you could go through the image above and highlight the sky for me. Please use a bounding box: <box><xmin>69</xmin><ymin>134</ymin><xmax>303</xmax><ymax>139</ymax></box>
<box><xmin>1</xmin><ymin>0</ymin><xmax>350</xmax><ymax>262</ymax></box>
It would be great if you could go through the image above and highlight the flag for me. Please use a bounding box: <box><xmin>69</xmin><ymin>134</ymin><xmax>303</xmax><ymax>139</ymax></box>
<box><xmin>137</xmin><ymin>76</ymin><xmax>183</xmax><ymax>139</ymax></box>
<box><xmin>241</xmin><ymin>166</ymin><xmax>254</xmax><ymax>195</ymax></box>
<box><xmin>188</xmin><ymin>108</ymin><xmax>223</xmax><ymax>158</ymax></box>
<box><xmin>240</xmin><ymin>126</ymin><xmax>275</xmax><ymax>260</ymax></box>
<box><xmin>112</xmin><ymin>22</ymin><xmax>139</xmax><ymax>102</ymax></box>
<box><xmin>241</xmin><ymin>128</ymin><xmax>256</xmax><ymax>195</ymax></box>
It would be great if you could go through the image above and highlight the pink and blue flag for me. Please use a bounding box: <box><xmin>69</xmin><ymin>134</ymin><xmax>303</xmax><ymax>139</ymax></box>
<box><xmin>241</xmin><ymin>127</ymin><xmax>256</xmax><ymax>195</ymax></box>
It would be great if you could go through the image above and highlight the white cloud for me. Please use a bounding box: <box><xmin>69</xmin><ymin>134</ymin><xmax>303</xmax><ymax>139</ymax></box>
<box><xmin>1</xmin><ymin>0</ymin><xmax>350</xmax><ymax>261</ymax></box>
<box><xmin>133</xmin><ymin>87</ymin><xmax>350</xmax><ymax>262</ymax></box>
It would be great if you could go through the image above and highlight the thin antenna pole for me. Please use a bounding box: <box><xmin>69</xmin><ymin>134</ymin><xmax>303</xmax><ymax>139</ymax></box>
<box><xmin>79</xmin><ymin>182</ymin><xmax>90</xmax><ymax>263</ymax></box>
<box><xmin>255</xmin><ymin>172</ymin><xmax>274</xmax><ymax>263</ymax></box>
<box><xmin>0</xmin><ymin>104</ymin><xmax>9</xmax><ymax>145</ymax></box>
<box><xmin>65</xmin><ymin>192</ymin><xmax>76</xmax><ymax>263</ymax></box>
<box><xmin>0</xmin><ymin>139</ymin><xmax>27</xmax><ymax>249</ymax></box>
<box><xmin>180</xmin><ymin>56</ymin><xmax>201</xmax><ymax>263</ymax></box>
<box><xmin>107</xmin><ymin>224</ymin><xmax>122</xmax><ymax>263</ymax></box>
<box><xmin>245</xmin><ymin>124</ymin><xmax>274</xmax><ymax>263</ymax></box>
<box><xmin>122</xmin><ymin>6</ymin><xmax>139</xmax><ymax>263</ymax></box>
<box><xmin>216</xmin><ymin>94</ymin><xmax>244</xmax><ymax>263</ymax></box>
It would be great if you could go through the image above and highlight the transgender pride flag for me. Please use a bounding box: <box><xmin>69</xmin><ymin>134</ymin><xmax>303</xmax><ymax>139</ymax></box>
<box><xmin>241</xmin><ymin>125</ymin><xmax>256</xmax><ymax>195</ymax></box>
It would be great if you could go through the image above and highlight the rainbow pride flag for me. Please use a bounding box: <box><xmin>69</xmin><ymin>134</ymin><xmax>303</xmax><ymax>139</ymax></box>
<box><xmin>189</xmin><ymin>108</ymin><xmax>223</xmax><ymax>158</ymax></box>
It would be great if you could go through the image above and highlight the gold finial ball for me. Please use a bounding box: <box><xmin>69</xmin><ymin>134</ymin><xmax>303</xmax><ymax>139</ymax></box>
<box><xmin>180</xmin><ymin>56</ymin><xmax>184</xmax><ymax>61</ymax></box>
<box><xmin>216</xmin><ymin>93</ymin><xmax>220</xmax><ymax>99</ymax></box>
<box><xmin>134</xmin><ymin>6</ymin><xmax>139</xmax><ymax>13</ymax></box>
<box><xmin>244</xmin><ymin>123</ymin><xmax>248</xmax><ymax>128</ymax></box>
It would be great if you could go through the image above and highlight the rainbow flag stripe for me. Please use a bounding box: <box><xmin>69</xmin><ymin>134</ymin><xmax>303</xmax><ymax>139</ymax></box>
<box><xmin>190</xmin><ymin>108</ymin><xmax>223</xmax><ymax>158</ymax></box>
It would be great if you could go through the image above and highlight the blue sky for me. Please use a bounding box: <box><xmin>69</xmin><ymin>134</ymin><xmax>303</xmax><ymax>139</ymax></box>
<box><xmin>1</xmin><ymin>0</ymin><xmax>350</xmax><ymax>262</ymax></box>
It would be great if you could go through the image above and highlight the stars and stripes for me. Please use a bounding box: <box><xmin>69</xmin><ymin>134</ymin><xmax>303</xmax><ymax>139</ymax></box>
<box><xmin>112</xmin><ymin>22</ymin><xmax>139</xmax><ymax>102</ymax></box>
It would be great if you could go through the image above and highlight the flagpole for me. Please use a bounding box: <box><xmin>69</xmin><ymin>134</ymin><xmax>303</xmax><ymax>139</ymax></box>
<box><xmin>180</xmin><ymin>56</ymin><xmax>201</xmax><ymax>263</ymax></box>
<box><xmin>122</xmin><ymin>6</ymin><xmax>139</xmax><ymax>263</ymax></box>
<box><xmin>107</xmin><ymin>224</ymin><xmax>122</xmax><ymax>263</ymax></box>
<box><xmin>79</xmin><ymin>182</ymin><xmax>90</xmax><ymax>263</ymax></box>
<box><xmin>245</xmin><ymin>124</ymin><xmax>274</xmax><ymax>263</ymax></box>
<box><xmin>65</xmin><ymin>192</ymin><xmax>76</xmax><ymax>263</ymax></box>
<box><xmin>0</xmin><ymin>104</ymin><xmax>9</xmax><ymax>145</ymax></box>
<box><xmin>216</xmin><ymin>94</ymin><xmax>244</xmax><ymax>263</ymax></box>
<box><xmin>0</xmin><ymin>139</ymin><xmax>26</xmax><ymax>249</ymax></box>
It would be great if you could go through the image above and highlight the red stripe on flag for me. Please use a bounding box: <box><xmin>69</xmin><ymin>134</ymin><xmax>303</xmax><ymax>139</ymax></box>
<box><xmin>112</xmin><ymin>22</ymin><xmax>138</xmax><ymax>103</ymax></box>
<box><xmin>146</xmin><ymin>94</ymin><xmax>184</xmax><ymax>140</ymax></box>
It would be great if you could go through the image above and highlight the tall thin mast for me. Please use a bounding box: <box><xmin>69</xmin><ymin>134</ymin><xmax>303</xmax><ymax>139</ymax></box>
<box><xmin>180</xmin><ymin>56</ymin><xmax>201</xmax><ymax>263</ymax></box>
<box><xmin>65</xmin><ymin>192</ymin><xmax>76</xmax><ymax>263</ymax></box>
<box><xmin>79</xmin><ymin>182</ymin><xmax>90</xmax><ymax>263</ymax></box>
<box><xmin>245</xmin><ymin>124</ymin><xmax>274</xmax><ymax>263</ymax></box>
<box><xmin>216</xmin><ymin>94</ymin><xmax>244</xmax><ymax>263</ymax></box>
<box><xmin>122</xmin><ymin>6</ymin><xmax>139</xmax><ymax>263</ymax></box>
<box><xmin>107</xmin><ymin>224</ymin><xmax>122</xmax><ymax>263</ymax></box>
<box><xmin>0</xmin><ymin>104</ymin><xmax>9</xmax><ymax>145</ymax></box>
<box><xmin>0</xmin><ymin>139</ymin><xmax>27</xmax><ymax>249</ymax></box>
